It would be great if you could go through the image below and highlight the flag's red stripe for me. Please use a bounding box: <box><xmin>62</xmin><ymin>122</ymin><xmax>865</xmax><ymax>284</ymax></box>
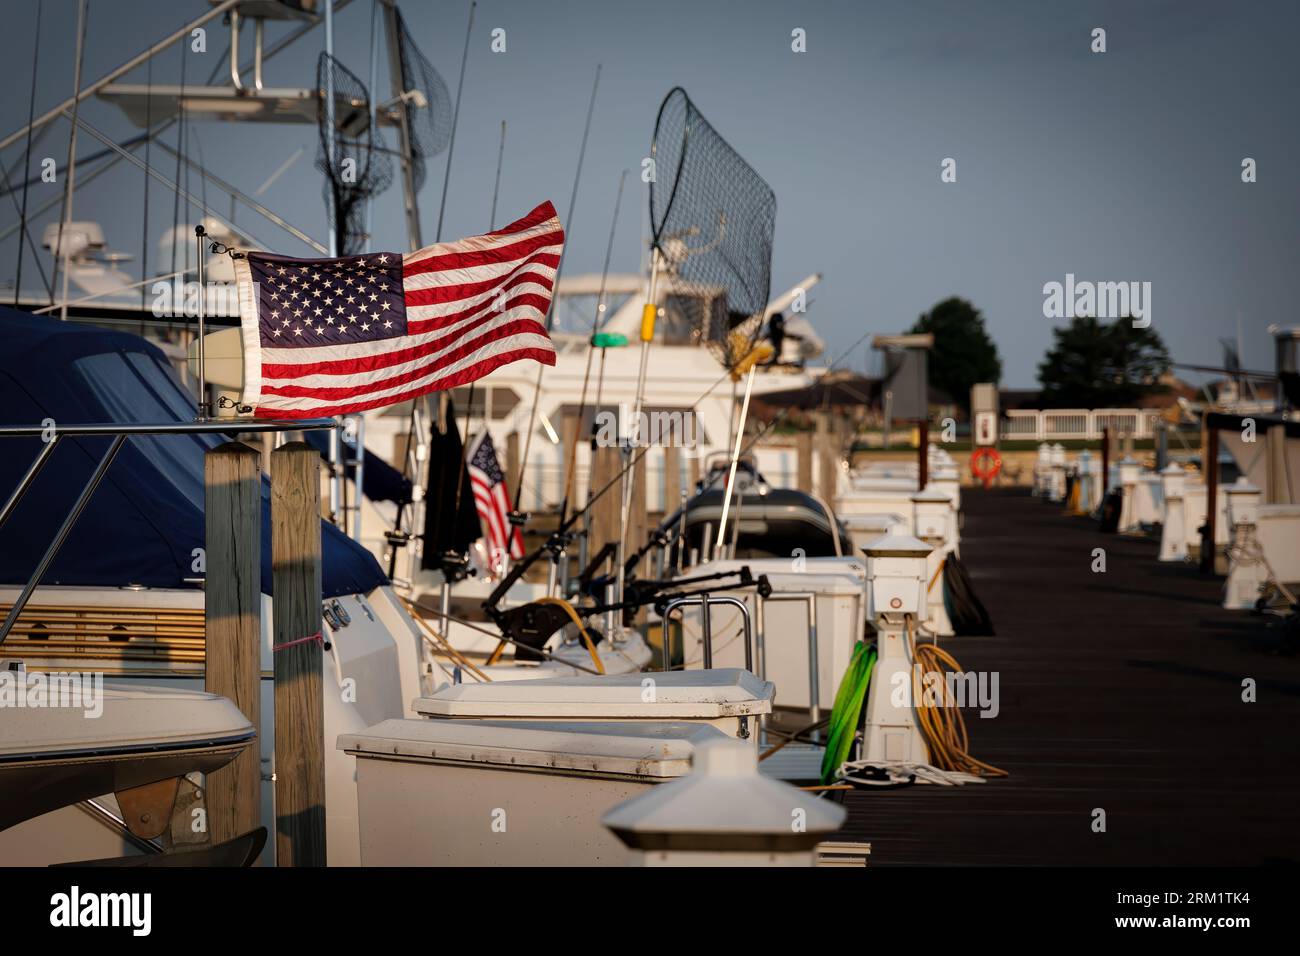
<box><xmin>405</xmin><ymin>254</ymin><xmax>559</xmax><ymax>310</ymax></box>
<box><xmin>402</xmin><ymin>231</ymin><xmax>563</xmax><ymax>282</ymax></box>
<box><xmin>490</xmin><ymin>483</ymin><xmax>524</xmax><ymax>558</ymax></box>
<box><xmin>484</xmin><ymin>200</ymin><xmax>558</xmax><ymax>238</ymax></box>
<box><xmin>406</xmin><ymin>269</ymin><xmax>555</xmax><ymax>331</ymax></box>
<box><xmin>263</xmin><ymin>315</ymin><xmax>551</xmax><ymax>386</ymax></box>
<box><xmin>471</xmin><ymin>482</ymin><xmax>505</xmax><ymax>551</ymax></box>
<box><xmin>253</xmin><ymin>345</ymin><xmax>557</xmax><ymax>418</ymax></box>
<box><xmin>407</xmin><ymin>291</ymin><xmax>553</xmax><ymax>338</ymax></box>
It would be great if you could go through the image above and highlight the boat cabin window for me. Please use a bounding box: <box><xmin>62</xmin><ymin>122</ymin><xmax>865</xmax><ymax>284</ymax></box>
<box><xmin>552</xmin><ymin>292</ymin><xmax>632</xmax><ymax>335</ymax></box>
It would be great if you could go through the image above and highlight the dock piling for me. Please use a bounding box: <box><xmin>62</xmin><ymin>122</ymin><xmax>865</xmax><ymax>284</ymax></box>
<box><xmin>271</xmin><ymin>441</ymin><xmax>327</xmax><ymax>867</ymax></box>
<box><xmin>203</xmin><ymin>441</ymin><xmax>262</xmax><ymax>849</ymax></box>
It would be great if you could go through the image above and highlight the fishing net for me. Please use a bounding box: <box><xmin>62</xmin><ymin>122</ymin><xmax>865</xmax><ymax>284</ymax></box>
<box><xmin>649</xmin><ymin>87</ymin><xmax>776</xmax><ymax>370</ymax></box>
<box><xmin>392</xmin><ymin>4</ymin><xmax>454</xmax><ymax>194</ymax></box>
<box><xmin>315</xmin><ymin>53</ymin><xmax>393</xmax><ymax>255</ymax></box>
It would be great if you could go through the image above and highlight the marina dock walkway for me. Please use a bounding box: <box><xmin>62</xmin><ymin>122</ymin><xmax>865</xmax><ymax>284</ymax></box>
<box><xmin>840</xmin><ymin>487</ymin><xmax>1300</xmax><ymax>865</ymax></box>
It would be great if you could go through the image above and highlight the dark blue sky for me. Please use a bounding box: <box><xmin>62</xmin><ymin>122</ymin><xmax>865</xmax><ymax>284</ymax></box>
<box><xmin>3</xmin><ymin>0</ymin><xmax>1296</xmax><ymax>386</ymax></box>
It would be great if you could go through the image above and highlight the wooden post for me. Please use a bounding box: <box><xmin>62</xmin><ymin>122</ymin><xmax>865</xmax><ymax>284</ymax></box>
<box><xmin>627</xmin><ymin>452</ymin><xmax>648</xmax><ymax>577</ymax></box>
<box><xmin>506</xmin><ymin>431</ymin><xmax>520</xmax><ymax>502</ymax></box>
<box><xmin>589</xmin><ymin>444</ymin><xmax>620</xmax><ymax>552</ymax></box>
<box><xmin>662</xmin><ymin>445</ymin><xmax>681</xmax><ymax>515</ymax></box>
<box><xmin>815</xmin><ymin>412</ymin><xmax>835</xmax><ymax>503</ymax></box>
<box><xmin>561</xmin><ymin>411</ymin><xmax>579</xmax><ymax>506</ymax></box>
<box><xmin>271</xmin><ymin>442</ymin><xmax>326</xmax><ymax>867</ymax></box>
<box><xmin>688</xmin><ymin>452</ymin><xmax>701</xmax><ymax>495</ymax></box>
<box><xmin>1100</xmin><ymin>427</ymin><xmax>1110</xmax><ymax>494</ymax></box>
<box><xmin>1201</xmin><ymin>424</ymin><xmax>1219</xmax><ymax>575</ymax></box>
<box><xmin>204</xmin><ymin>442</ymin><xmax>262</xmax><ymax>848</ymax></box>
<box><xmin>1266</xmin><ymin>425</ymin><xmax>1286</xmax><ymax>504</ymax></box>
<box><xmin>797</xmin><ymin>430</ymin><xmax>813</xmax><ymax>491</ymax></box>
<box><xmin>917</xmin><ymin>419</ymin><xmax>929</xmax><ymax>490</ymax></box>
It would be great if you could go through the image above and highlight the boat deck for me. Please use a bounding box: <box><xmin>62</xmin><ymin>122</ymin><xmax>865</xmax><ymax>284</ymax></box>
<box><xmin>838</xmin><ymin>487</ymin><xmax>1300</xmax><ymax>865</ymax></box>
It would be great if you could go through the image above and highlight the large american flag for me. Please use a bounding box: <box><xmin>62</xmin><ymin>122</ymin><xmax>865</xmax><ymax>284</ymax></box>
<box><xmin>467</xmin><ymin>430</ymin><xmax>525</xmax><ymax>562</ymax></box>
<box><xmin>234</xmin><ymin>202</ymin><xmax>562</xmax><ymax>418</ymax></box>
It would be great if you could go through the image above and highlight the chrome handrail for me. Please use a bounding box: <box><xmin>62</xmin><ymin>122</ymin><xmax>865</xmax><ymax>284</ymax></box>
<box><xmin>0</xmin><ymin>418</ymin><xmax>338</xmax><ymax>438</ymax></box>
<box><xmin>660</xmin><ymin>593</ymin><xmax>753</xmax><ymax>672</ymax></box>
<box><xmin>0</xmin><ymin>418</ymin><xmax>337</xmax><ymax>645</ymax></box>
<box><xmin>755</xmin><ymin>591</ymin><xmax>821</xmax><ymax>741</ymax></box>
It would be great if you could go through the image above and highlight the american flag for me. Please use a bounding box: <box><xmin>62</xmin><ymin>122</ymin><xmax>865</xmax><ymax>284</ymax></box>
<box><xmin>233</xmin><ymin>202</ymin><xmax>562</xmax><ymax>418</ymax></box>
<box><xmin>467</xmin><ymin>430</ymin><xmax>524</xmax><ymax>562</ymax></box>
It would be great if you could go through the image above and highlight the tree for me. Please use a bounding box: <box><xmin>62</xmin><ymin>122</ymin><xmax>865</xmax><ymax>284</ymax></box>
<box><xmin>909</xmin><ymin>297</ymin><xmax>1002</xmax><ymax>412</ymax></box>
<box><xmin>1037</xmin><ymin>316</ymin><xmax>1171</xmax><ymax>408</ymax></box>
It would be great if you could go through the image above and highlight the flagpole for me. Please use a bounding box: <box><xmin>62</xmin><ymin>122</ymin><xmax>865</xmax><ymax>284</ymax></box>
<box><xmin>195</xmin><ymin>224</ymin><xmax>208</xmax><ymax>420</ymax></box>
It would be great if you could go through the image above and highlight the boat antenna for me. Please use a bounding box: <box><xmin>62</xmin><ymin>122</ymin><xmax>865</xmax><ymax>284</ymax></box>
<box><xmin>512</xmin><ymin>62</ymin><xmax>602</xmax><ymax>512</ymax></box>
<box><xmin>13</xmin><ymin>0</ymin><xmax>42</xmax><ymax>308</ymax></box>
<box><xmin>169</xmin><ymin>42</ymin><xmax>188</xmax><ymax>285</ymax></box>
<box><xmin>557</xmin><ymin>167</ymin><xmax>627</xmax><ymax>531</ymax></box>
<box><xmin>139</xmin><ymin>53</ymin><xmax>153</xmax><ymax>315</ymax></box>
<box><xmin>434</xmin><ymin>0</ymin><xmax>476</xmax><ymax>242</ymax></box>
<box><xmin>51</xmin><ymin>0</ymin><xmax>89</xmax><ymax>322</ymax></box>
<box><xmin>489</xmin><ymin>120</ymin><xmax>506</xmax><ymax>229</ymax></box>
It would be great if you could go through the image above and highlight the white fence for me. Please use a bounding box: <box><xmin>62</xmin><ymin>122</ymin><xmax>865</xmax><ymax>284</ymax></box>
<box><xmin>1001</xmin><ymin>408</ymin><xmax>1159</xmax><ymax>442</ymax></box>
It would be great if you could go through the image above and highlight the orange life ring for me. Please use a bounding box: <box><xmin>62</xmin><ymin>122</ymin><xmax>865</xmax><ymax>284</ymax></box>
<box><xmin>970</xmin><ymin>447</ymin><xmax>1002</xmax><ymax>488</ymax></box>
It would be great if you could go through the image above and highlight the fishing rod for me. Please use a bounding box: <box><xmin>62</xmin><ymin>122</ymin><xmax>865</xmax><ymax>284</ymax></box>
<box><xmin>434</xmin><ymin>0</ymin><xmax>475</xmax><ymax>243</ymax></box>
<box><xmin>484</xmin><ymin>362</ymin><xmax>734</xmax><ymax>615</ymax></box>
<box><xmin>512</xmin><ymin>62</ymin><xmax>602</xmax><ymax>513</ymax></box>
<box><xmin>489</xmin><ymin>120</ymin><xmax>506</xmax><ymax>230</ymax></box>
<box><xmin>482</xmin><ymin>325</ymin><xmax>870</xmax><ymax>638</ymax></box>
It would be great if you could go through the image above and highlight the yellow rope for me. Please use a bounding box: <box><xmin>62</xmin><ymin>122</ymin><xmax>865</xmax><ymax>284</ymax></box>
<box><xmin>533</xmin><ymin>597</ymin><xmax>606</xmax><ymax>675</ymax></box>
<box><xmin>398</xmin><ymin>596</ymin><xmax>492</xmax><ymax>682</ymax></box>
<box><xmin>927</xmin><ymin>557</ymin><xmax>946</xmax><ymax>594</ymax></box>
<box><xmin>906</xmin><ymin>617</ymin><xmax>1007</xmax><ymax>778</ymax></box>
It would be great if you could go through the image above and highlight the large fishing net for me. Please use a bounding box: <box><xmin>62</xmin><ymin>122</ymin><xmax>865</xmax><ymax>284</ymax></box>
<box><xmin>392</xmin><ymin>4</ymin><xmax>453</xmax><ymax>194</ymax></box>
<box><xmin>316</xmin><ymin>53</ymin><xmax>393</xmax><ymax>255</ymax></box>
<box><xmin>649</xmin><ymin>87</ymin><xmax>776</xmax><ymax>370</ymax></box>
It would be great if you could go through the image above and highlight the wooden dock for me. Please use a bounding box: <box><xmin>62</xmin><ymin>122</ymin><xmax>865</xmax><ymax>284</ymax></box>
<box><xmin>840</xmin><ymin>487</ymin><xmax>1300</xmax><ymax>865</ymax></box>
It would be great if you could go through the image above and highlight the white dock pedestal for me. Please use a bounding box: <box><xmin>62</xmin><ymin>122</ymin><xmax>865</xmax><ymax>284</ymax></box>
<box><xmin>861</xmin><ymin>534</ymin><xmax>932</xmax><ymax>766</ymax></box>
<box><xmin>1159</xmin><ymin>464</ymin><xmax>1187</xmax><ymax>562</ymax></box>
<box><xmin>1223</xmin><ymin>480</ymin><xmax>1264</xmax><ymax>610</ymax></box>
<box><xmin>603</xmin><ymin>736</ymin><xmax>845</xmax><ymax>866</ymax></box>
<box><xmin>912</xmin><ymin>487</ymin><xmax>955</xmax><ymax>638</ymax></box>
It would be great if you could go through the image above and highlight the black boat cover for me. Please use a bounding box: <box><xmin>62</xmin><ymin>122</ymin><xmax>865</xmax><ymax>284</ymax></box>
<box><xmin>942</xmin><ymin>553</ymin><xmax>995</xmax><ymax>636</ymax></box>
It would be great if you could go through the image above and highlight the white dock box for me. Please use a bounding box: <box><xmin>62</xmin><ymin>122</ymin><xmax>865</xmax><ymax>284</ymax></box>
<box><xmin>414</xmin><ymin>668</ymin><xmax>773</xmax><ymax>748</ymax></box>
<box><xmin>338</xmin><ymin>719</ymin><xmax>728</xmax><ymax>866</ymax></box>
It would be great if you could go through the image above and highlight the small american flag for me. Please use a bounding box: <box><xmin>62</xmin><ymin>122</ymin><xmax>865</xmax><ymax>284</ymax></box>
<box><xmin>233</xmin><ymin>202</ymin><xmax>562</xmax><ymax>418</ymax></box>
<box><xmin>467</xmin><ymin>430</ymin><xmax>524</xmax><ymax>562</ymax></box>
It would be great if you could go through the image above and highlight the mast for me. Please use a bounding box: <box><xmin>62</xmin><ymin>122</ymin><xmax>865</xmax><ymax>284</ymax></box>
<box><xmin>380</xmin><ymin>0</ymin><xmax>423</xmax><ymax>251</ymax></box>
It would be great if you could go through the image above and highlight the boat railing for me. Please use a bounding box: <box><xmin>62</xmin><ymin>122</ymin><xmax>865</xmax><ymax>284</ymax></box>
<box><xmin>659</xmin><ymin>593</ymin><xmax>753</xmax><ymax>673</ymax></box>
<box><xmin>754</xmin><ymin>591</ymin><xmax>822</xmax><ymax>742</ymax></box>
<box><xmin>0</xmin><ymin>418</ymin><xmax>337</xmax><ymax>644</ymax></box>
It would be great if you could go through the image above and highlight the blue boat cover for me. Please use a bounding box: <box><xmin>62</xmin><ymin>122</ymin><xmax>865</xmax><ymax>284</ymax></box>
<box><xmin>0</xmin><ymin>308</ymin><xmax>387</xmax><ymax>597</ymax></box>
<box><xmin>301</xmin><ymin>428</ymin><xmax>413</xmax><ymax>505</ymax></box>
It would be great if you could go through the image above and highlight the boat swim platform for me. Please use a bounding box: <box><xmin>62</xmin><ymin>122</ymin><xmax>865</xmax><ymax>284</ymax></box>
<box><xmin>838</xmin><ymin>487</ymin><xmax>1300</xmax><ymax>866</ymax></box>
